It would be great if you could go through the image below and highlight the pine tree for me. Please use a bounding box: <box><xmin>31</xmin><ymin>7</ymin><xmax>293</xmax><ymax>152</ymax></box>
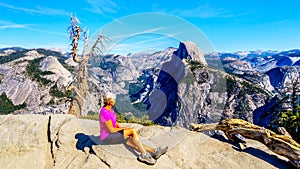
<box><xmin>277</xmin><ymin>76</ymin><xmax>300</xmax><ymax>142</ymax></box>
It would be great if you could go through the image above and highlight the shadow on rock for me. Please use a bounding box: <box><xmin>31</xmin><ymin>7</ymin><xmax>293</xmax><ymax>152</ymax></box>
<box><xmin>75</xmin><ymin>133</ymin><xmax>140</xmax><ymax>157</ymax></box>
<box><xmin>75</xmin><ymin>133</ymin><xmax>103</xmax><ymax>153</ymax></box>
<box><xmin>211</xmin><ymin>133</ymin><xmax>296</xmax><ymax>169</ymax></box>
<box><xmin>243</xmin><ymin>147</ymin><xmax>296</xmax><ymax>169</ymax></box>
<box><xmin>211</xmin><ymin>133</ymin><xmax>244</xmax><ymax>151</ymax></box>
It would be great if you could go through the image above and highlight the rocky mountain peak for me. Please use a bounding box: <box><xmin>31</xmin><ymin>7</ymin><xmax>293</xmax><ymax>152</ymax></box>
<box><xmin>175</xmin><ymin>41</ymin><xmax>208</xmax><ymax>66</ymax></box>
<box><xmin>0</xmin><ymin>49</ymin><xmax>15</xmax><ymax>56</ymax></box>
<box><xmin>39</xmin><ymin>56</ymin><xmax>72</xmax><ymax>90</ymax></box>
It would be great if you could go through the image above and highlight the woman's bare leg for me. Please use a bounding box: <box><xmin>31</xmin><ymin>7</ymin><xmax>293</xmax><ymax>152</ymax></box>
<box><xmin>126</xmin><ymin>137</ymin><xmax>155</xmax><ymax>153</ymax></box>
<box><xmin>123</xmin><ymin>128</ymin><xmax>155</xmax><ymax>154</ymax></box>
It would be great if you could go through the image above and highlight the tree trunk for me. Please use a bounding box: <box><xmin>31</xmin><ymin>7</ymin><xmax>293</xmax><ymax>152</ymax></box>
<box><xmin>67</xmin><ymin>58</ymin><xmax>89</xmax><ymax>117</ymax></box>
<box><xmin>190</xmin><ymin>119</ymin><xmax>300</xmax><ymax>168</ymax></box>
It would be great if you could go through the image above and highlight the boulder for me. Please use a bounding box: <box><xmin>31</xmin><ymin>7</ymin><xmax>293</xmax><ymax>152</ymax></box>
<box><xmin>0</xmin><ymin>114</ymin><xmax>106</xmax><ymax>169</ymax></box>
<box><xmin>0</xmin><ymin>114</ymin><xmax>50</xmax><ymax>169</ymax></box>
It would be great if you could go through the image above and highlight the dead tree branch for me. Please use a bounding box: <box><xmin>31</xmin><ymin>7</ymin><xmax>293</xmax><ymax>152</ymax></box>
<box><xmin>191</xmin><ymin>119</ymin><xmax>300</xmax><ymax>168</ymax></box>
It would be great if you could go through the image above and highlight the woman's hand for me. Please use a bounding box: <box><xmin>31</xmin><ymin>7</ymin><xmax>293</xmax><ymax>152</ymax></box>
<box><xmin>116</xmin><ymin>122</ymin><xmax>128</xmax><ymax>129</ymax></box>
<box><xmin>116</xmin><ymin>122</ymin><xmax>135</xmax><ymax>130</ymax></box>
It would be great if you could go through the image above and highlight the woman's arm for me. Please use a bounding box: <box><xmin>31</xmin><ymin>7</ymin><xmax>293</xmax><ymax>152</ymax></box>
<box><xmin>116</xmin><ymin>122</ymin><xmax>129</xmax><ymax>129</ymax></box>
<box><xmin>105</xmin><ymin>120</ymin><xmax>124</xmax><ymax>133</ymax></box>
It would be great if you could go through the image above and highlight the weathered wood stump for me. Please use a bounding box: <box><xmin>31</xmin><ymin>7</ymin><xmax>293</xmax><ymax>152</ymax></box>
<box><xmin>190</xmin><ymin>119</ymin><xmax>300</xmax><ymax>168</ymax></box>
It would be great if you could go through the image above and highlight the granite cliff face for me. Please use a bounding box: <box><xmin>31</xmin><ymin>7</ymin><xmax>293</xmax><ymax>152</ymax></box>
<box><xmin>266</xmin><ymin>66</ymin><xmax>300</xmax><ymax>91</ymax></box>
<box><xmin>144</xmin><ymin>42</ymin><xmax>224</xmax><ymax>127</ymax></box>
<box><xmin>0</xmin><ymin>114</ymin><xmax>293</xmax><ymax>169</ymax></box>
<box><xmin>130</xmin><ymin>42</ymin><xmax>272</xmax><ymax>128</ymax></box>
<box><xmin>176</xmin><ymin>41</ymin><xmax>207</xmax><ymax>65</ymax></box>
<box><xmin>0</xmin><ymin>49</ymin><xmax>72</xmax><ymax>114</ymax></box>
<box><xmin>39</xmin><ymin>55</ymin><xmax>72</xmax><ymax>89</ymax></box>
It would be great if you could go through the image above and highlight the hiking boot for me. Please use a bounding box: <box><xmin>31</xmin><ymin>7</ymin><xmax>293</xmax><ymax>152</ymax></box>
<box><xmin>152</xmin><ymin>146</ymin><xmax>168</xmax><ymax>159</ymax></box>
<box><xmin>138</xmin><ymin>152</ymin><xmax>156</xmax><ymax>165</ymax></box>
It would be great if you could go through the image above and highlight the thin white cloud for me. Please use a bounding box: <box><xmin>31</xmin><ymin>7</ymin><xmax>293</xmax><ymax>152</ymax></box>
<box><xmin>0</xmin><ymin>19</ymin><xmax>31</xmax><ymax>29</ymax></box>
<box><xmin>0</xmin><ymin>19</ymin><xmax>67</xmax><ymax>36</ymax></box>
<box><xmin>105</xmin><ymin>26</ymin><xmax>180</xmax><ymax>55</ymax></box>
<box><xmin>0</xmin><ymin>2</ymin><xmax>68</xmax><ymax>16</ymax></box>
<box><xmin>108</xmin><ymin>36</ymin><xmax>178</xmax><ymax>55</ymax></box>
<box><xmin>255</xmin><ymin>20</ymin><xmax>289</xmax><ymax>27</ymax></box>
<box><xmin>135</xmin><ymin>33</ymin><xmax>179</xmax><ymax>45</ymax></box>
<box><xmin>0</xmin><ymin>19</ymin><xmax>11</xmax><ymax>25</ymax></box>
<box><xmin>0</xmin><ymin>24</ymin><xmax>28</xmax><ymax>29</ymax></box>
<box><xmin>108</xmin><ymin>43</ymin><xmax>159</xmax><ymax>55</ymax></box>
<box><xmin>109</xmin><ymin>33</ymin><xmax>133</xmax><ymax>41</ymax></box>
<box><xmin>144</xmin><ymin>27</ymin><xmax>168</xmax><ymax>33</ymax></box>
<box><xmin>109</xmin><ymin>26</ymin><xmax>170</xmax><ymax>41</ymax></box>
<box><xmin>25</xmin><ymin>27</ymin><xmax>67</xmax><ymax>37</ymax></box>
<box><xmin>35</xmin><ymin>6</ymin><xmax>69</xmax><ymax>16</ymax></box>
<box><xmin>171</xmin><ymin>4</ymin><xmax>233</xmax><ymax>18</ymax></box>
<box><xmin>84</xmin><ymin>0</ymin><xmax>118</xmax><ymax>15</ymax></box>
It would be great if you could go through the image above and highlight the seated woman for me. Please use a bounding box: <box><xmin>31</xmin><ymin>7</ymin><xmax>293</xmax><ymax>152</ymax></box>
<box><xmin>99</xmin><ymin>92</ymin><xmax>168</xmax><ymax>165</ymax></box>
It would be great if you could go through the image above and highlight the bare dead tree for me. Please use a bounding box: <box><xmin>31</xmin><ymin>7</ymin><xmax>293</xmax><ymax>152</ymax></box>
<box><xmin>191</xmin><ymin>119</ymin><xmax>300</xmax><ymax>168</ymax></box>
<box><xmin>66</xmin><ymin>14</ymin><xmax>109</xmax><ymax>117</ymax></box>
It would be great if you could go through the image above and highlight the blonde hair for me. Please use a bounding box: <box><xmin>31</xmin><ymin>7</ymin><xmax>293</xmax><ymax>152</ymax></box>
<box><xmin>103</xmin><ymin>92</ymin><xmax>116</xmax><ymax>105</ymax></box>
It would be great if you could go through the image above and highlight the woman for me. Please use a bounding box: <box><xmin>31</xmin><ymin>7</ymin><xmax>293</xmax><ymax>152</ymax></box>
<box><xmin>99</xmin><ymin>92</ymin><xmax>168</xmax><ymax>165</ymax></box>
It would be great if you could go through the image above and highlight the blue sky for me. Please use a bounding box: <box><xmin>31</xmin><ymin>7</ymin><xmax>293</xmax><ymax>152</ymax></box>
<box><xmin>0</xmin><ymin>0</ymin><xmax>299</xmax><ymax>54</ymax></box>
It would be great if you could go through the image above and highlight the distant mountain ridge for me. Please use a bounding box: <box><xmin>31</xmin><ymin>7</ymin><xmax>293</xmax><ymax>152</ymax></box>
<box><xmin>2</xmin><ymin>47</ymin><xmax>299</xmax><ymax>70</ymax></box>
<box><xmin>0</xmin><ymin>45</ymin><xmax>299</xmax><ymax>129</ymax></box>
<box><xmin>0</xmin><ymin>47</ymin><xmax>26</xmax><ymax>52</ymax></box>
<box><xmin>210</xmin><ymin>49</ymin><xmax>300</xmax><ymax>73</ymax></box>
